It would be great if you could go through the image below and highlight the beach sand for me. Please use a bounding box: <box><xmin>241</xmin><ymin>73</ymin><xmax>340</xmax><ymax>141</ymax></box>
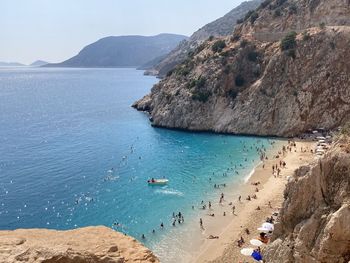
<box><xmin>190</xmin><ymin>140</ymin><xmax>316</xmax><ymax>263</ymax></box>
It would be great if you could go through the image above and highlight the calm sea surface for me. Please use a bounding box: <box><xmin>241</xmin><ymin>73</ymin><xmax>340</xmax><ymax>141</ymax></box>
<box><xmin>0</xmin><ymin>68</ymin><xmax>274</xmax><ymax>261</ymax></box>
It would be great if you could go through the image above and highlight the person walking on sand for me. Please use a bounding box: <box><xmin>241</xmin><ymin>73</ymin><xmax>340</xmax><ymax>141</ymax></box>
<box><xmin>232</xmin><ymin>205</ymin><xmax>235</xmax><ymax>214</ymax></box>
<box><xmin>209</xmin><ymin>201</ymin><xmax>212</xmax><ymax>209</ymax></box>
<box><xmin>200</xmin><ymin>218</ymin><xmax>204</xmax><ymax>229</ymax></box>
<box><xmin>238</xmin><ymin>195</ymin><xmax>241</xmax><ymax>202</ymax></box>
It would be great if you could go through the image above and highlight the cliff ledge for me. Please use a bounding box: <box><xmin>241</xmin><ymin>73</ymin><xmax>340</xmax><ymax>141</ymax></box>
<box><xmin>0</xmin><ymin>226</ymin><xmax>159</xmax><ymax>263</ymax></box>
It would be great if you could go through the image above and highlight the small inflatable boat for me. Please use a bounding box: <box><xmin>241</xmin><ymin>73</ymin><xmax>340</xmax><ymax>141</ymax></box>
<box><xmin>147</xmin><ymin>179</ymin><xmax>169</xmax><ymax>185</ymax></box>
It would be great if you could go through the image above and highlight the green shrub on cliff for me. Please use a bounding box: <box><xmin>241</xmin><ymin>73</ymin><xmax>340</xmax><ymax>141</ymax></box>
<box><xmin>191</xmin><ymin>90</ymin><xmax>211</xmax><ymax>103</ymax></box>
<box><xmin>212</xmin><ymin>40</ymin><xmax>226</xmax><ymax>53</ymax></box>
<box><xmin>244</xmin><ymin>10</ymin><xmax>255</xmax><ymax>21</ymax></box>
<box><xmin>235</xmin><ymin>75</ymin><xmax>245</xmax><ymax>87</ymax></box>
<box><xmin>247</xmin><ymin>50</ymin><xmax>259</xmax><ymax>62</ymax></box>
<box><xmin>236</xmin><ymin>18</ymin><xmax>244</xmax><ymax>24</ymax></box>
<box><xmin>302</xmin><ymin>31</ymin><xmax>311</xmax><ymax>41</ymax></box>
<box><xmin>228</xmin><ymin>89</ymin><xmax>239</xmax><ymax>99</ymax></box>
<box><xmin>280</xmin><ymin>31</ymin><xmax>297</xmax><ymax>51</ymax></box>
<box><xmin>259</xmin><ymin>0</ymin><xmax>272</xmax><ymax>9</ymax></box>
<box><xmin>196</xmin><ymin>76</ymin><xmax>206</xmax><ymax>88</ymax></box>
<box><xmin>250</xmin><ymin>12</ymin><xmax>259</xmax><ymax>24</ymax></box>
<box><xmin>187</xmin><ymin>76</ymin><xmax>206</xmax><ymax>89</ymax></box>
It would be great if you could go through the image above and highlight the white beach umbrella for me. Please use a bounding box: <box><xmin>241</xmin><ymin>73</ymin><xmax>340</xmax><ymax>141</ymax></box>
<box><xmin>316</xmin><ymin>149</ymin><xmax>325</xmax><ymax>153</ymax></box>
<box><xmin>250</xmin><ymin>239</ymin><xmax>264</xmax><ymax>246</ymax></box>
<box><xmin>240</xmin><ymin>248</ymin><xmax>254</xmax><ymax>256</ymax></box>
<box><xmin>262</xmin><ymin>222</ymin><xmax>274</xmax><ymax>231</ymax></box>
<box><xmin>257</xmin><ymin>227</ymin><xmax>270</xmax><ymax>232</ymax></box>
<box><xmin>316</xmin><ymin>136</ymin><xmax>326</xmax><ymax>140</ymax></box>
<box><xmin>318</xmin><ymin>139</ymin><xmax>326</xmax><ymax>143</ymax></box>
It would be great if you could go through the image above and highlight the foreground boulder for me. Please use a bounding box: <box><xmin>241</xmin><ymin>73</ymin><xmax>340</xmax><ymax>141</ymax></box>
<box><xmin>263</xmin><ymin>137</ymin><xmax>350</xmax><ymax>262</ymax></box>
<box><xmin>0</xmin><ymin>226</ymin><xmax>159</xmax><ymax>263</ymax></box>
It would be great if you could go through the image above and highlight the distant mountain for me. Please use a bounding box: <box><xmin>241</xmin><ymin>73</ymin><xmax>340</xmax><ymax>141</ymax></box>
<box><xmin>0</xmin><ymin>61</ymin><xmax>25</xmax><ymax>67</ymax></box>
<box><xmin>44</xmin><ymin>34</ymin><xmax>188</xmax><ymax>68</ymax></box>
<box><xmin>30</xmin><ymin>60</ymin><xmax>48</xmax><ymax>67</ymax></box>
<box><xmin>146</xmin><ymin>0</ymin><xmax>262</xmax><ymax>77</ymax></box>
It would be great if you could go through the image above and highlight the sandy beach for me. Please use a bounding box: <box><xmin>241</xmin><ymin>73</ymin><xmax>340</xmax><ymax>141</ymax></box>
<box><xmin>190</xmin><ymin>139</ymin><xmax>316</xmax><ymax>263</ymax></box>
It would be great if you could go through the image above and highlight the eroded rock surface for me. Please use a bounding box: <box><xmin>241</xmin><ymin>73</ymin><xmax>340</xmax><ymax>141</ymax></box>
<box><xmin>0</xmin><ymin>226</ymin><xmax>159</xmax><ymax>263</ymax></box>
<box><xmin>264</xmin><ymin>138</ymin><xmax>350</xmax><ymax>262</ymax></box>
<box><xmin>134</xmin><ymin>0</ymin><xmax>350</xmax><ymax>137</ymax></box>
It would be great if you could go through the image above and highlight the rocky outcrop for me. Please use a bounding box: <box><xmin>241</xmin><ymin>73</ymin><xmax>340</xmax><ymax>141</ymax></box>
<box><xmin>237</xmin><ymin>0</ymin><xmax>350</xmax><ymax>36</ymax></box>
<box><xmin>134</xmin><ymin>0</ymin><xmax>350</xmax><ymax>137</ymax></box>
<box><xmin>0</xmin><ymin>226</ymin><xmax>159</xmax><ymax>263</ymax></box>
<box><xmin>146</xmin><ymin>0</ymin><xmax>262</xmax><ymax>77</ymax></box>
<box><xmin>263</xmin><ymin>137</ymin><xmax>350</xmax><ymax>262</ymax></box>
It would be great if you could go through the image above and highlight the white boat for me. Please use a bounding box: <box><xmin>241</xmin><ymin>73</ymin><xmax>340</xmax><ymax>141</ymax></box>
<box><xmin>147</xmin><ymin>179</ymin><xmax>169</xmax><ymax>185</ymax></box>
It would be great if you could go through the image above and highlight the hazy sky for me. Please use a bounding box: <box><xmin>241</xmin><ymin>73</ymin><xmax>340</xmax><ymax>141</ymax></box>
<box><xmin>1</xmin><ymin>0</ymin><xmax>245</xmax><ymax>64</ymax></box>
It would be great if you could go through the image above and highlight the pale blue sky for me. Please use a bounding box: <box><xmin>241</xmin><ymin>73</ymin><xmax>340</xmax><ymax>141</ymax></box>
<box><xmin>1</xmin><ymin>0</ymin><xmax>245</xmax><ymax>64</ymax></box>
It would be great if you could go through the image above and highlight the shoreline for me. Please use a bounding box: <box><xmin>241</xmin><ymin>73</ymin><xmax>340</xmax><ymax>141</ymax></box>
<box><xmin>152</xmin><ymin>139</ymin><xmax>287</xmax><ymax>262</ymax></box>
<box><xmin>189</xmin><ymin>139</ymin><xmax>315</xmax><ymax>262</ymax></box>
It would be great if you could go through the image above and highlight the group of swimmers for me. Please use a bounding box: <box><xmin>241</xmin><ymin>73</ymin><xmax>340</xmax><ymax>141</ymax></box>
<box><xmin>140</xmin><ymin>212</ymin><xmax>185</xmax><ymax>240</ymax></box>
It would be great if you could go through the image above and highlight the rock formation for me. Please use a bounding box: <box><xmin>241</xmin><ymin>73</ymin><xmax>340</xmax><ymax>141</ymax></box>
<box><xmin>0</xmin><ymin>226</ymin><xmax>159</xmax><ymax>263</ymax></box>
<box><xmin>263</xmin><ymin>136</ymin><xmax>350</xmax><ymax>262</ymax></box>
<box><xmin>134</xmin><ymin>0</ymin><xmax>350</xmax><ymax>137</ymax></box>
<box><xmin>145</xmin><ymin>0</ymin><xmax>263</xmax><ymax>77</ymax></box>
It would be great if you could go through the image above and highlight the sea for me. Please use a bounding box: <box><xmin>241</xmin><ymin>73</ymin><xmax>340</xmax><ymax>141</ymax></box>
<box><xmin>0</xmin><ymin>67</ymin><xmax>275</xmax><ymax>261</ymax></box>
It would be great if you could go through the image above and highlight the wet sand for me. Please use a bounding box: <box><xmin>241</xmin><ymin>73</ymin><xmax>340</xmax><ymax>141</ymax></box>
<box><xmin>191</xmin><ymin>140</ymin><xmax>316</xmax><ymax>263</ymax></box>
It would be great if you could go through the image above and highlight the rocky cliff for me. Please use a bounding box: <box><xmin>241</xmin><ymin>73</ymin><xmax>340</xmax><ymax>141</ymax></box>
<box><xmin>263</xmin><ymin>137</ymin><xmax>350</xmax><ymax>262</ymax></box>
<box><xmin>134</xmin><ymin>0</ymin><xmax>350</xmax><ymax>137</ymax></box>
<box><xmin>0</xmin><ymin>226</ymin><xmax>159</xmax><ymax>263</ymax></box>
<box><xmin>146</xmin><ymin>0</ymin><xmax>262</xmax><ymax>77</ymax></box>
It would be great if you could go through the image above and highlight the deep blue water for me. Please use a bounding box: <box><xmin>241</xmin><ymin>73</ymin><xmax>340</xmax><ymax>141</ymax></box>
<box><xmin>0</xmin><ymin>68</ymin><xmax>274</xmax><ymax>260</ymax></box>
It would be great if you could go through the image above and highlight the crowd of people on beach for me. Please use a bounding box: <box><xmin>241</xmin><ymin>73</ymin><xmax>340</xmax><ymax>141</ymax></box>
<box><xmin>112</xmin><ymin>139</ymin><xmax>303</xmax><ymax>246</ymax></box>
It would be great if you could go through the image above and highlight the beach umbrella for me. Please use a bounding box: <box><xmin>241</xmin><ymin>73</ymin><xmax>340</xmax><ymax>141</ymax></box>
<box><xmin>262</xmin><ymin>222</ymin><xmax>274</xmax><ymax>231</ymax></box>
<box><xmin>240</xmin><ymin>248</ymin><xmax>254</xmax><ymax>256</ymax></box>
<box><xmin>251</xmin><ymin>250</ymin><xmax>263</xmax><ymax>261</ymax></box>
<box><xmin>316</xmin><ymin>136</ymin><xmax>326</xmax><ymax>140</ymax></box>
<box><xmin>250</xmin><ymin>239</ymin><xmax>263</xmax><ymax>246</ymax></box>
<box><xmin>257</xmin><ymin>227</ymin><xmax>270</xmax><ymax>232</ymax></box>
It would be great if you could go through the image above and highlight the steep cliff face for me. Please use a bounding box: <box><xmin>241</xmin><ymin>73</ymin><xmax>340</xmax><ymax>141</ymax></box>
<box><xmin>146</xmin><ymin>0</ymin><xmax>263</xmax><ymax>77</ymax></box>
<box><xmin>0</xmin><ymin>226</ymin><xmax>159</xmax><ymax>263</ymax></box>
<box><xmin>134</xmin><ymin>24</ymin><xmax>350</xmax><ymax>136</ymax></box>
<box><xmin>263</xmin><ymin>138</ymin><xmax>350</xmax><ymax>262</ymax></box>
<box><xmin>237</xmin><ymin>0</ymin><xmax>350</xmax><ymax>36</ymax></box>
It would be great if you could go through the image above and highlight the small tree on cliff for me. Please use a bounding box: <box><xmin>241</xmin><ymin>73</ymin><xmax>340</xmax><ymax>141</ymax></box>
<box><xmin>212</xmin><ymin>40</ymin><xmax>226</xmax><ymax>53</ymax></box>
<box><xmin>280</xmin><ymin>31</ymin><xmax>297</xmax><ymax>51</ymax></box>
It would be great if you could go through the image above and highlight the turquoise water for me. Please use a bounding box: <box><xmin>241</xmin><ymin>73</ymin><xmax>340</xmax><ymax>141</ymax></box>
<box><xmin>0</xmin><ymin>68</ymin><xmax>274</xmax><ymax>260</ymax></box>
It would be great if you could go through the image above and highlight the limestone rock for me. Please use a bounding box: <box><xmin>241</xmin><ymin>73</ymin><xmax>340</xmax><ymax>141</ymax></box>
<box><xmin>263</xmin><ymin>139</ymin><xmax>350</xmax><ymax>262</ymax></box>
<box><xmin>0</xmin><ymin>226</ymin><xmax>159</xmax><ymax>263</ymax></box>
<box><xmin>134</xmin><ymin>0</ymin><xmax>350</xmax><ymax>137</ymax></box>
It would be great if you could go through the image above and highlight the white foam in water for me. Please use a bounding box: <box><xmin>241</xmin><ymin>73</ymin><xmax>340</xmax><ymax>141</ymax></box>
<box><xmin>244</xmin><ymin>161</ymin><xmax>262</xmax><ymax>183</ymax></box>
<box><xmin>154</xmin><ymin>189</ymin><xmax>184</xmax><ymax>197</ymax></box>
